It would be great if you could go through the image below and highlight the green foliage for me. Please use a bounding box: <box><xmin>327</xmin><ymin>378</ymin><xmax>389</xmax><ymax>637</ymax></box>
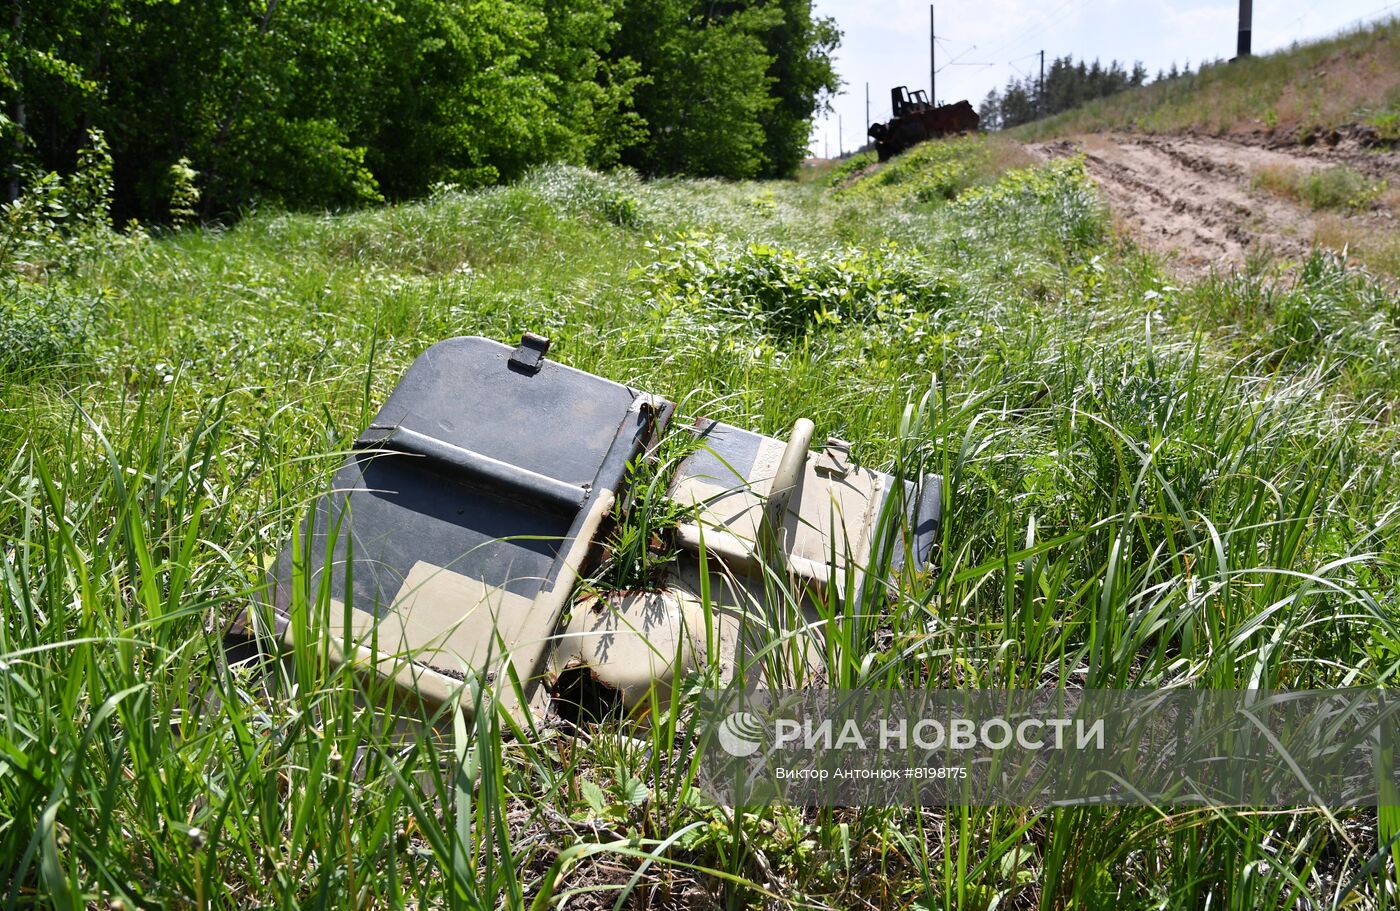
<box><xmin>641</xmin><ymin>234</ymin><xmax>958</xmax><ymax>336</ymax></box>
<box><xmin>595</xmin><ymin>432</ymin><xmax>700</xmax><ymax>590</ymax></box>
<box><xmin>840</xmin><ymin>135</ymin><xmax>1003</xmax><ymax>204</ymax></box>
<box><xmin>869</xmin><ymin>154</ymin><xmax>976</xmax><ymax>202</ymax></box>
<box><xmin>0</xmin><ymin>278</ymin><xmax>101</xmax><ymax>373</ymax></box>
<box><xmin>1371</xmin><ymin>110</ymin><xmax>1400</xmax><ymax>142</ymax></box>
<box><xmin>1</xmin><ymin>124</ymin><xmax>1397</xmax><ymax>908</ymax></box>
<box><xmin>525</xmin><ymin>163</ymin><xmax>644</xmax><ymax>227</ymax></box>
<box><xmin>0</xmin><ymin>130</ymin><xmax>114</xmax><ymax>374</ymax></box>
<box><xmin>754</xmin><ymin>0</ymin><xmax>842</xmax><ymax>176</ymax></box>
<box><xmin>825</xmin><ymin>150</ymin><xmax>875</xmax><ymax>186</ymax></box>
<box><xmin>1</xmin><ymin>129</ymin><xmax>112</xmax><ymax>276</ymax></box>
<box><xmin>166</xmin><ymin>158</ymin><xmax>200</xmax><ymax>228</ymax></box>
<box><xmin>615</xmin><ymin>1</ymin><xmax>782</xmax><ymax>179</ymax></box>
<box><xmin>835</xmin><ymin>137</ymin><xmax>1103</xmax><ymax>259</ymax></box>
<box><xmin>364</xmin><ymin>0</ymin><xmax>567</xmax><ymax>197</ymax></box>
<box><xmin>1296</xmin><ymin>165</ymin><xmax>1387</xmax><ymax>211</ymax></box>
<box><xmin>1253</xmin><ymin>163</ymin><xmax>1388</xmax><ymax>213</ymax></box>
<box><xmin>951</xmin><ymin>155</ymin><xmax>1105</xmax><ymax>251</ymax></box>
<box><xmin>4</xmin><ymin>0</ymin><xmax>840</xmax><ymax>218</ymax></box>
<box><xmin>981</xmin><ymin>54</ymin><xmax>1150</xmax><ymax>130</ymax></box>
<box><xmin>534</xmin><ymin>0</ymin><xmax>648</xmax><ymax>171</ymax></box>
<box><xmin>1182</xmin><ymin>249</ymin><xmax>1400</xmax><ymax>396</ymax></box>
<box><xmin>0</xmin><ymin>131</ymin><xmax>114</xmax><ymax>375</ymax></box>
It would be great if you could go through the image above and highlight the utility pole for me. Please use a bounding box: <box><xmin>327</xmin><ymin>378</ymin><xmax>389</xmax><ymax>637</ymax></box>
<box><xmin>929</xmin><ymin>4</ymin><xmax>936</xmax><ymax>104</ymax></box>
<box><xmin>865</xmin><ymin>82</ymin><xmax>870</xmax><ymax>144</ymax></box>
<box><xmin>8</xmin><ymin>1</ymin><xmax>24</xmax><ymax>202</ymax></box>
<box><xmin>1236</xmin><ymin>0</ymin><xmax>1253</xmax><ymax>58</ymax></box>
<box><xmin>824</xmin><ymin>132</ymin><xmax>829</xmax><ymax>159</ymax></box>
<box><xmin>1039</xmin><ymin>50</ymin><xmax>1045</xmax><ymax>116</ymax></box>
<box><xmin>838</xmin><ymin>115</ymin><xmax>843</xmax><ymax>157</ymax></box>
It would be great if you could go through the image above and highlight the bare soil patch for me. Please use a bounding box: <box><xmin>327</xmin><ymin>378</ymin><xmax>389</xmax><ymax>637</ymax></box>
<box><xmin>1032</xmin><ymin>133</ymin><xmax>1399</xmax><ymax>275</ymax></box>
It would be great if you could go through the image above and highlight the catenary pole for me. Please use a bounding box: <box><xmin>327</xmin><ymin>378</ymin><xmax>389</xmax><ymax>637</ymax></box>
<box><xmin>1236</xmin><ymin>0</ymin><xmax>1253</xmax><ymax>57</ymax></box>
<box><xmin>1039</xmin><ymin>49</ymin><xmax>1045</xmax><ymax>115</ymax></box>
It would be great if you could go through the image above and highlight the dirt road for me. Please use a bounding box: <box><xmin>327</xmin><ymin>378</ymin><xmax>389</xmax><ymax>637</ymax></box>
<box><xmin>1031</xmin><ymin>133</ymin><xmax>1398</xmax><ymax>275</ymax></box>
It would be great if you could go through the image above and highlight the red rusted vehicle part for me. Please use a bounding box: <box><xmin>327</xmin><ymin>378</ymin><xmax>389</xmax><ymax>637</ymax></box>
<box><xmin>868</xmin><ymin>87</ymin><xmax>980</xmax><ymax>161</ymax></box>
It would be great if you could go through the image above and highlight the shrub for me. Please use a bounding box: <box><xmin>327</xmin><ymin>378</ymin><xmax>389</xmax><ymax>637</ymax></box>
<box><xmin>1297</xmin><ymin>166</ymin><xmax>1385</xmax><ymax>211</ymax></box>
<box><xmin>842</xmin><ymin>136</ymin><xmax>991</xmax><ymax>203</ymax></box>
<box><xmin>167</xmin><ymin>157</ymin><xmax>201</xmax><ymax>227</ymax></box>
<box><xmin>0</xmin><ymin>279</ymin><xmax>102</xmax><ymax>373</ymax></box>
<box><xmin>1</xmin><ymin>130</ymin><xmax>115</xmax><ymax>277</ymax></box>
<box><xmin>0</xmin><ymin>129</ymin><xmax>115</xmax><ymax>373</ymax></box>
<box><xmin>826</xmin><ymin>150</ymin><xmax>876</xmax><ymax>187</ymax></box>
<box><xmin>951</xmin><ymin>156</ymin><xmax>1106</xmax><ymax>251</ymax></box>
<box><xmin>640</xmin><ymin>234</ymin><xmax>958</xmax><ymax>336</ymax></box>
<box><xmin>524</xmin><ymin>164</ymin><xmax>644</xmax><ymax>228</ymax></box>
<box><xmin>1252</xmin><ymin>163</ymin><xmax>1385</xmax><ymax>212</ymax></box>
<box><xmin>1368</xmin><ymin>110</ymin><xmax>1399</xmax><ymax>142</ymax></box>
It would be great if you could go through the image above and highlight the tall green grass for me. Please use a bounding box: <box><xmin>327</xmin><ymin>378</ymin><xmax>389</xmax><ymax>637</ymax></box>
<box><xmin>1</xmin><ymin>155</ymin><xmax>1397</xmax><ymax>907</ymax></box>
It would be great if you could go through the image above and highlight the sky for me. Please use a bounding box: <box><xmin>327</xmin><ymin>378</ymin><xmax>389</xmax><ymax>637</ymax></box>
<box><xmin>810</xmin><ymin>0</ymin><xmax>1400</xmax><ymax>156</ymax></box>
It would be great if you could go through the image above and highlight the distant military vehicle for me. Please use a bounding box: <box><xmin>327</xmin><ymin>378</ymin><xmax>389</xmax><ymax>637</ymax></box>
<box><xmin>868</xmin><ymin>86</ymin><xmax>980</xmax><ymax>161</ymax></box>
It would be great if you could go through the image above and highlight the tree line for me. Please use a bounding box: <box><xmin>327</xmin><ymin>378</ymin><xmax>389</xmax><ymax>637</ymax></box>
<box><xmin>976</xmin><ymin>55</ymin><xmax>1202</xmax><ymax>130</ymax></box>
<box><xmin>1</xmin><ymin>0</ymin><xmax>840</xmax><ymax>221</ymax></box>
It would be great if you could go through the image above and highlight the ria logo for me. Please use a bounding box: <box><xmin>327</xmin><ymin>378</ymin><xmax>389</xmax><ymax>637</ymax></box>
<box><xmin>715</xmin><ymin>711</ymin><xmax>766</xmax><ymax>757</ymax></box>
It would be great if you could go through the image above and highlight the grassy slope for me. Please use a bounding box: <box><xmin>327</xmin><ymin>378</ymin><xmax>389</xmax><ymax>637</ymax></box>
<box><xmin>1014</xmin><ymin>17</ymin><xmax>1400</xmax><ymax>141</ymax></box>
<box><xmin>2</xmin><ymin>138</ymin><xmax>1399</xmax><ymax>908</ymax></box>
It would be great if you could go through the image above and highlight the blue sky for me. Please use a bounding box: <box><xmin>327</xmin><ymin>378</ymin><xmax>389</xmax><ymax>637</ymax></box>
<box><xmin>810</xmin><ymin>0</ymin><xmax>1400</xmax><ymax>155</ymax></box>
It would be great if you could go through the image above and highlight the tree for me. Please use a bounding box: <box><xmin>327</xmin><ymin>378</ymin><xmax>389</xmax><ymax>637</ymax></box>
<box><xmin>752</xmin><ymin>0</ymin><xmax>841</xmax><ymax>177</ymax></box>
<box><xmin>978</xmin><ymin>89</ymin><xmax>1002</xmax><ymax>131</ymax></box>
<box><xmin>364</xmin><ymin>0</ymin><xmax>560</xmax><ymax>197</ymax></box>
<box><xmin>3</xmin><ymin>0</ymin><xmax>842</xmax><ymax>217</ymax></box>
<box><xmin>981</xmin><ymin>53</ymin><xmax>1153</xmax><ymax>130</ymax></box>
<box><xmin>613</xmin><ymin>0</ymin><xmax>780</xmax><ymax>178</ymax></box>
<box><xmin>999</xmin><ymin>79</ymin><xmax>1035</xmax><ymax>128</ymax></box>
<box><xmin>533</xmin><ymin>0</ymin><xmax>646</xmax><ymax>170</ymax></box>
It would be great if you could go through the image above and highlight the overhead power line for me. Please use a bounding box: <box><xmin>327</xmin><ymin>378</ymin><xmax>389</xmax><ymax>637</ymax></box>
<box><xmin>981</xmin><ymin>0</ymin><xmax>1083</xmax><ymax>60</ymax></box>
<box><xmin>935</xmin><ymin>43</ymin><xmax>992</xmax><ymax>73</ymax></box>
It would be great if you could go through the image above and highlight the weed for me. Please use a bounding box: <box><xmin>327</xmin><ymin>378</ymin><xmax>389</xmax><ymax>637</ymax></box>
<box><xmin>1</xmin><ymin>130</ymin><xmax>116</xmax><ymax>278</ymax></box>
<box><xmin>595</xmin><ymin>431</ymin><xmax>702</xmax><ymax>590</ymax></box>
<box><xmin>0</xmin><ymin>130</ymin><xmax>1397</xmax><ymax>908</ymax></box>
<box><xmin>640</xmin><ymin>234</ymin><xmax>958</xmax><ymax>337</ymax></box>
<box><xmin>1251</xmin><ymin>162</ymin><xmax>1303</xmax><ymax>198</ymax></box>
<box><xmin>167</xmin><ymin>157</ymin><xmax>201</xmax><ymax>227</ymax></box>
<box><xmin>1253</xmin><ymin>163</ymin><xmax>1387</xmax><ymax>212</ymax></box>
<box><xmin>1371</xmin><ymin>110</ymin><xmax>1400</xmax><ymax>142</ymax></box>
<box><xmin>523</xmin><ymin>163</ymin><xmax>645</xmax><ymax>228</ymax></box>
<box><xmin>1299</xmin><ymin>166</ymin><xmax>1386</xmax><ymax>211</ymax></box>
<box><xmin>826</xmin><ymin>150</ymin><xmax>876</xmax><ymax>187</ymax></box>
<box><xmin>841</xmin><ymin>135</ymin><xmax>998</xmax><ymax>204</ymax></box>
<box><xmin>950</xmin><ymin>155</ymin><xmax>1105</xmax><ymax>252</ymax></box>
<box><xmin>0</xmin><ymin>280</ymin><xmax>103</xmax><ymax>373</ymax></box>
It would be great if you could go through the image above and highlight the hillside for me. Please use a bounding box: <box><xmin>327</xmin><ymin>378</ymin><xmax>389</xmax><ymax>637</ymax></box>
<box><xmin>1015</xmin><ymin>16</ymin><xmax>1400</xmax><ymax>145</ymax></box>
<box><xmin>2</xmin><ymin>133</ymin><xmax>1399</xmax><ymax>906</ymax></box>
<box><xmin>961</xmin><ymin>19</ymin><xmax>1400</xmax><ymax>277</ymax></box>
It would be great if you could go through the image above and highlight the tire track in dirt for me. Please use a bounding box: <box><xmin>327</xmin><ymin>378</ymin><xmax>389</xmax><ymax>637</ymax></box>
<box><xmin>1030</xmin><ymin>133</ymin><xmax>1398</xmax><ymax>275</ymax></box>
